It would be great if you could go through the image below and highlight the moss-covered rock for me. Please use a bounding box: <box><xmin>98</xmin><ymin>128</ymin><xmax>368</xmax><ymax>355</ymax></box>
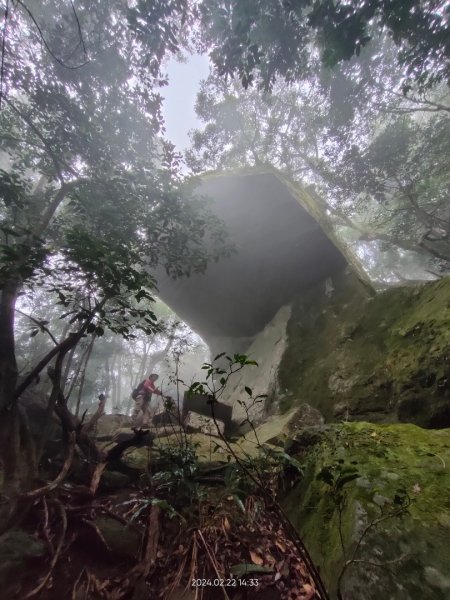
<box><xmin>94</xmin><ymin>516</ymin><xmax>142</xmax><ymax>560</ymax></box>
<box><xmin>121</xmin><ymin>446</ymin><xmax>153</xmax><ymax>471</ymax></box>
<box><xmin>278</xmin><ymin>271</ymin><xmax>450</xmax><ymax>427</ymax></box>
<box><xmin>283</xmin><ymin>422</ymin><xmax>450</xmax><ymax>599</ymax></box>
<box><xmin>99</xmin><ymin>470</ymin><xmax>131</xmax><ymax>492</ymax></box>
<box><xmin>95</xmin><ymin>414</ymin><xmax>133</xmax><ymax>438</ymax></box>
<box><xmin>240</xmin><ymin>405</ymin><xmax>324</xmax><ymax>449</ymax></box>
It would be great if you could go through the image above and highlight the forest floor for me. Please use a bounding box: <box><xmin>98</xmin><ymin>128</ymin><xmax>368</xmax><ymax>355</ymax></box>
<box><xmin>3</xmin><ymin>430</ymin><xmax>324</xmax><ymax>600</ymax></box>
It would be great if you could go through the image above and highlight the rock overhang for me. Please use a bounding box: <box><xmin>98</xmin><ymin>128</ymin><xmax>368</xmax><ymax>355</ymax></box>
<box><xmin>155</xmin><ymin>169</ymin><xmax>350</xmax><ymax>351</ymax></box>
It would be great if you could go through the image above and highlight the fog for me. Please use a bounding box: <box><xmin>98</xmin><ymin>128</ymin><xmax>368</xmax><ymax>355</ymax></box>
<box><xmin>1</xmin><ymin>2</ymin><xmax>450</xmax><ymax>597</ymax></box>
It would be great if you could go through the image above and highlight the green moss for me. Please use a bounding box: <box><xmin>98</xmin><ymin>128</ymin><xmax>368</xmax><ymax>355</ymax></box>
<box><xmin>278</xmin><ymin>272</ymin><xmax>450</xmax><ymax>426</ymax></box>
<box><xmin>283</xmin><ymin>422</ymin><xmax>450</xmax><ymax>599</ymax></box>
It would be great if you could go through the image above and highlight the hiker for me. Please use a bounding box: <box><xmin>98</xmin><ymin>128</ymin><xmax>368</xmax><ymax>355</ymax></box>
<box><xmin>131</xmin><ymin>374</ymin><xmax>168</xmax><ymax>428</ymax></box>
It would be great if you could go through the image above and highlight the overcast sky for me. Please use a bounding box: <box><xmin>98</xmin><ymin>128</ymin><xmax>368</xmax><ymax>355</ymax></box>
<box><xmin>161</xmin><ymin>54</ymin><xmax>210</xmax><ymax>153</ymax></box>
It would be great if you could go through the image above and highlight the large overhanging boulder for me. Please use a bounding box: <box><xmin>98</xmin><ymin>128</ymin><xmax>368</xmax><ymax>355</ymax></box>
<box><xmin>156</xmin><ymin>169</ymin><xmax>363</xmax><ymax>356</ymax></box>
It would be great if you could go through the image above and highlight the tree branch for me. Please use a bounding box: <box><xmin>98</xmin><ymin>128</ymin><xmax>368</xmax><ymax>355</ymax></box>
<box><xmin>15</xmin><ymin>0</ymin><xmax>89</xmax><ymax>70</ymax></box>
<box><xmin>14</xmin><ymin>326</ymin><xmax>88</xmax><ymax>402</ymax></box>
<box><xmin>15</xmin><ymin>308</ymin><xmax>58</xmax><ymax>345</ymax></box>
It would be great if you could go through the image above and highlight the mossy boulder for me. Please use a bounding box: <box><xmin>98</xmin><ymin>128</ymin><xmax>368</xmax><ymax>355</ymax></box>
<box><xmin>241</xmin><ymin>405</ymin><xmax>324</xmax><ymax>449</ymax></box>
<box><xmin>121</xmin><ymin>446</ymin><xmax>153</xmax><ymax>471</ymax></box>
<box><xmin>99</xmin><ymin>470</ymin><xmax>131</xmax><ymax>492</ymax></box>
<box><xmin>94</xmin><ymin>517</ymin><xmax>142</xmax><ymax>560</ymax></box>
<box><xmin>95</xmin><ymin>414</ymin><xmax>133</xmax><ymax>438</ymax></box>
<box><xmin>278</xmin><ymin>271</ymin><xmax>450</xmax><ymax>427</ymax></box>
<box><xmin>283</xmin><ymin>422</ymin><xmax>450</xmax><ymax>599</ymax></box>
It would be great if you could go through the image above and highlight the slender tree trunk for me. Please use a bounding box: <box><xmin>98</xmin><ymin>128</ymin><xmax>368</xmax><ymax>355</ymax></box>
<box><xmin>0</xmin><ymin>280</ymin><xmax>20</xmax><ymax>490</ymax></box>
<box><xmin>37</xmin><ymin>331</ymin><xmax>91</xmax><ymax>461</ymax></box>
<box><xmin>146</xmin><ymin>329</ymin><xmax>177</xmax><ymax>375</ymax></box>
<box><xmin>104</xmin><ymin>357</ymin><xmax>112</xmax><ymax>413</ymax></box>
<box><xmin>116</xmin><ymin>353</ymin><xmax>122</xmax><ymax>411</ymax></box>
<box><xmin>136</xmin><ymin>343</ymin><xmax>150</xmax><ymax>386</ymax></box>
<box><xmin>67</xmin><ymin>334</ymin><xmax>95</xmax><ymax>401</ymax></box>
<box><xmin>110</xmin><ymin>353</ymin><xmax>117</xmax><ymax>409</ymax></box>
<box><xmin>62</xmin><ymin>345</ymin><xmax>77</xmax><ymax>393</ymax></box>
<box><xmin>74</xmin><ymin>334</ymin><xmax>96</xmax><ymax>418</ymax></box>
<box><xmin>18</xmin><ymin>405</ymin><xmax>38</xmax><ymax>482</ymax></box>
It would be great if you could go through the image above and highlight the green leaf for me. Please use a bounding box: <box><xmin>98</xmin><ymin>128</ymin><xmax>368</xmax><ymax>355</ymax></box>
<box><xmin>280</xmin><ymin>453</ymin><xmax>304</xmax><ymax>475</ymax></box>
<box><xmin>129</xmin><ymin>502</ymin><xmax>151</xmax><ymax>523</ymax></box>
<box><xmin>150</xmin><ymin>498</ymin><xmax>185</xmax><ymax>521</ymax></box>
<box><xmin>232</xmin><ymin>494</ymin><xmax>245</xmax><ymax>513</ymax></box>
<box><xmin>317</xmin><ymin>467</ymin><xmax>334</xmax><ymax>486</ymax></box>
<box><xmin>336</xmin><ymin>473</ymin><xmax>360</xmax><ymax>490</ymax></box>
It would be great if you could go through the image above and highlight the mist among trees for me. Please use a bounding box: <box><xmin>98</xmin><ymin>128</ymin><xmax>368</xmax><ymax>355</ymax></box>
<box><xmin>0</xmin><ymin>1</ymin><xmax>449</xmax><ymax>598</ymax></box>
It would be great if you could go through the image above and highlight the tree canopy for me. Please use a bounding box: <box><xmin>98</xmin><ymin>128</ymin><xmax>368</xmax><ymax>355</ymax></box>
<box><xmin>0</xmin><ymin>0</ymin><xmax>227</xmax><ymax>488</ymax></box>
<box><xmin>199</xmin><ymin>0</ymin><xmax>450</xmax><ymax>92</ymax></box>
<box><xmin>186</xmin><ymin>36</ymin><xmax>450</xmax><ymax>275</ymax></box>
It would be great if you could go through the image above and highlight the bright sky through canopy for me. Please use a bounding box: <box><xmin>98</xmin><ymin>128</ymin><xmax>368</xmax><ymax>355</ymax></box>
<box><xmin>162</xmin><ymin>54</ymin><xmax>210</xmax><ymax>152</ymax></box>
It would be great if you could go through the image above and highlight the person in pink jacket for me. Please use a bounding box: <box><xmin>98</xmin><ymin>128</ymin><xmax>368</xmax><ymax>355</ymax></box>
<box><xmin>131</xmin><ymin>373</ymin><xmax>167</xmax><ymax>428</ymax></box>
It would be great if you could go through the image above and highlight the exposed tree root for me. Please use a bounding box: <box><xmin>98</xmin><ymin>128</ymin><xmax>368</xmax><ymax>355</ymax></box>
<box><xmin>24</xmin><ymin>499</ymin><xmax>67</xmax><ymax>598</ymax></box>
<box><xmin>21</xmin><ymin>433</ymin><xmax>76</xmax><ymax>500</ymax></box>
<box><xmin>140</xmin><ymin>503</ymin><xmax>160</xmax><ymax>577</ymax></box>
<box><xmin>9</xmin><ymin>481</ymin><xmax>326</xmax><ymax>600</ymax></box>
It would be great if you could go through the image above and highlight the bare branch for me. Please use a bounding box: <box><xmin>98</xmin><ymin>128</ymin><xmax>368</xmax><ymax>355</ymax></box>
<box><xmin>15</xmin><ymin>308</ymin><xmax>58</xmax><ymax>345</ymax></box>
<box><xmin>24</xmin><ymin>499</ymin><xmax>68</xmax><ymax>598</ymax></box>
<box><xmin>15</xmin><ymin>0</ymin><xmax>90</xmax><ymax>70</ymax></box>
<box><xmin>70</xmin><ymin>0</ymin><xmax>87</xmax><ymax>57</ymax></box>
<box><xmin>14</xmin><ymin>325</ymin><xmax>89</xmax><ymax>402</ymax></box>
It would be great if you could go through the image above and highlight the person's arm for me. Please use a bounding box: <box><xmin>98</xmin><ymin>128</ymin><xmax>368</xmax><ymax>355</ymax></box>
<box><xmin>146</xmin><ymin>380</ymin><xmax>164</xmax><ymax>397</ymax></box>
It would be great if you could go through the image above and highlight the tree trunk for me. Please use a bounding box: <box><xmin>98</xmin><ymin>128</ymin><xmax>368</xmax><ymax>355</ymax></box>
<box><xmin>0</xmin><ymin>280</ymin><xmax>20</xmax><ymax>490</ymax></box>
<box><xmin>136</xmin><ymin>343</ymin><xmax>150</xmax><ymax>386</ymax></box>
<box><xmin>62</xmin><ymin>344</ymin><xmax>77</xmax><ymax>393</ymax></box>
<box><xmin>110</xmin><ymin>353</ymin><xmax>117</xmax><ymax>409</ymax></box>
<box><xmin>116</xmin><ymin>353</ymin><xmax>122</xmax><ymax>411</ymax></box>
<box><xmin>74</xmin><ymin>334</ymin><xmax>96</xmax><ymax>417</ymax></box>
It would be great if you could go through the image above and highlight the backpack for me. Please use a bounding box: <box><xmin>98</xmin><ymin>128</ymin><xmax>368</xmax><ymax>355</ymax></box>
<box><xmin>131</xmin><ymin>380</ymin><xmax>145</xmax><ymax>400</ymax></box>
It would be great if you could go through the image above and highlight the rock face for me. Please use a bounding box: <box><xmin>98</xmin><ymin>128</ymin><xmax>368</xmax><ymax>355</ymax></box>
<box><xmin>184</xmin><ymin>411</ymin><xmax>225</xmax><ymax>436</ymax></box>
<box><xmin>155</xmin><ymin>170</ymin><xmax>348</xmax><ymax>357</ymax></box>
<box><xmin>279</xmin><ymin>270</ymin><xmax>450</xmax><ymax>428</ymax></box>
<box><xmin>283</xmin><ymin>422</ymin><xmax>450</xmax><ymax>600</ymax></box>
<box><xmin>155</xmin><ymin>170</ymin><xmax>448</xmax><ymax>431</ymax></box>
<box><xmin>219</xmin><ymin>305</ymin><xmax>293</xmax><ymax>427</ymax></box>
<box><xmin>181</xmin><ymin>394</ymin><xmax>233</xmax><ymax>433</ymax></box>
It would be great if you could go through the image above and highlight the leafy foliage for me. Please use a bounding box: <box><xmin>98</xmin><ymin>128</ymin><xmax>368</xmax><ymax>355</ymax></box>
<box><xmin>199</xmin><ymin>0</ymin><xmax>450</xmax><ymax>92</ymax></box>
<box><xmin>0</xmin><ymin>1</ymin><xmax>230</xmax><ymax>412</ymax></box>
<box><xmin>187</xmin><ymin>48</ymin><xmax>450</xmax><ymax>273</ymax></box>
<box><xmin>151</xmin><ymin>442</ymin><xmax>206</xmax><ymax>506</ymax></box>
